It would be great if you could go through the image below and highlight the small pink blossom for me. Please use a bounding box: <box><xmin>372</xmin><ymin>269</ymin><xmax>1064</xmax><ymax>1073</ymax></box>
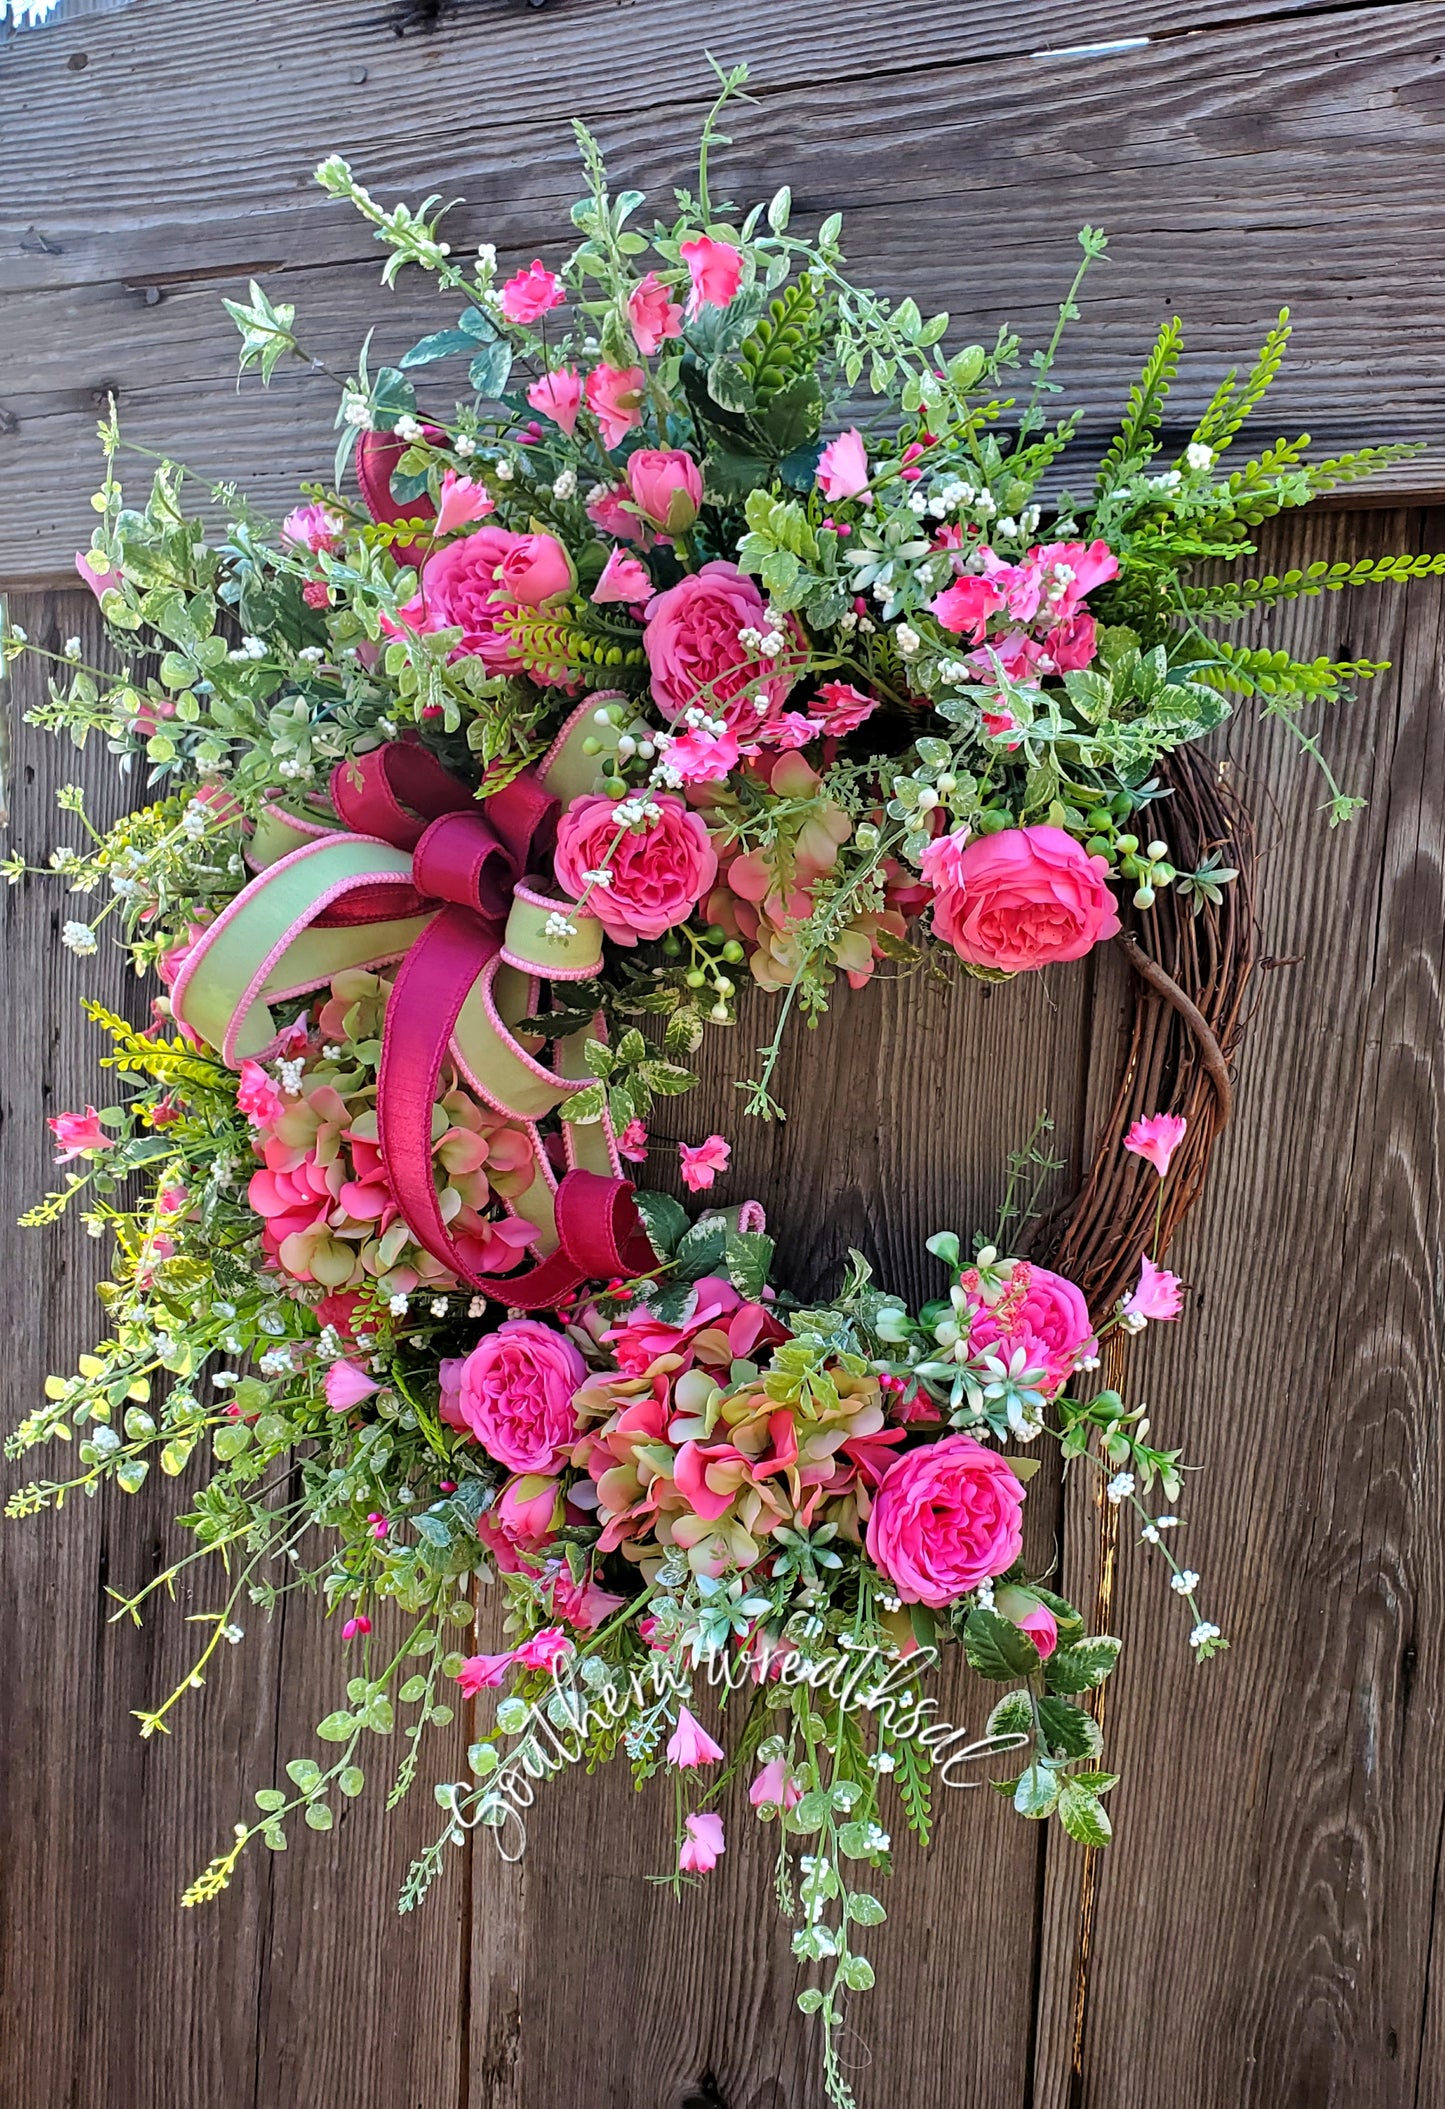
<box><xmin>1123</xmin><ymin>1112</ymin><xmax>1188</xmax><ymax>1179</ymax></box>
<box><xmin>1123</xmin><ymin>1255</ymin><xmax>1184</xmax><ymax>1322</ymax></box>
<box><xmin>657</xmin><ymin>723</ymin><xmax>740</xmax><ymax>784</ymax></box>
<box><xmin>616</xmin><ymin>1119</ymin><xmax>649</xmax><ymax>1164</ymax></box>
<box><xmin>666</xmin><ymin>1704</ymin><xmax>725</xmax><ymax>1769</ymax></box>
<box><xmin>48</xmin><ymin>1106</ymin><xmax>110</xmax><ymax>1163</ymax></box>
<box><xmin>281</xmin><ymin>503</ymin><xmax>344</xmax><ymax>553</ymax></box>
<box><xmin>586</xmin><ymin>484</ymin><xmax>647</xmax><ymax>544</ymax></box>
<box><xmin>236</xmin><ymin>1060</ymin><xmax>286</xmax><ymax>1129</ymax></box>
<box><xmin>815</xmin><ymin>428</ymin><xmax>869</xmax><ymax>502</ymax></box>
<box><xmin>499</xmin><ymin>260</ymin><xmax>565</xmax><ymax>325</ymax></box>
<box><xmin>526</xmin><ymin>366</ymin><xmax>583</xmax><ymax>437</ymax></box>
<box><xmin>75</xmin><ymin>550</ymin><xmax>122</xmax><ymax>600</ymax></box>
<box><xmin>678</xmin><ymin>1134</ymin><xmax>730</xmax><ymax>1193</ymax></box>
<box><xmin>157</xmin><ymin>1183</ymin><xmax>189</xmax><ymax>1215</ymax></box>
<box><xmin>591</xmin><ymin>547</ymin><xmax>653</xmax><ymax>606</ymax></box>
<box><xmin>513</xmin><ymin>1626</ymin><xmax>574</xmax><ymax>1671</ymax></box>
<box><xmin>302</xmin><ymin>582</ymin><xmax>332</xmax><ymax>609</ymax></box>
<box><xmin>813</xmin><ymin>680</ymin><xmax>879</xmax><ymax>736</ymax></box>
<box><xmin>931</xmin><ymin>574</ymin><xmax>1004</xmax><ymax>641</ymax></box>
<box><xmin>628</xmin><ymin>272</ymin><xmax>684</xmax><ymax>355</ymax></box>
<box><xmin>756</xmin><ymin>711</ymin><xmax>824</xmax><ymax>751</ymax></box>
<box><xmin>679</xmin><ymin>1810</ymin><xmax>725</xmax><ymax>1873</ymax></box>
<box><xmin>679</xmin><ymin>235</ymin><xmax>742</xmax><ymax>316</ymax></box>
<box><xmin>341</xmin><ymin>1615</ymin><xmax>372</xmax><ymax>1641</ymax></box>
<box><xmin>325</xmin><ymin>1360</ymin><xmax>380</xmax><ymax>1412</ymax></box>
<box><xmin>749</xmin><ymin>1758</ymin><xmax>801</xmax><ymax>1811</ymax></box>
<box><xmin>584</xmin><ymin>364</ymin><xmax>645</xmax><ymax>450</ymax></box>
<box><xmin>456</xmin><ymin>1651</ymin><xmax>516</xmax><ymax>1695</ymax></box>
<box><xmin>434</xmin><ymin>470</ymin><xmax>495</xmax><ymax>537</ymax></box>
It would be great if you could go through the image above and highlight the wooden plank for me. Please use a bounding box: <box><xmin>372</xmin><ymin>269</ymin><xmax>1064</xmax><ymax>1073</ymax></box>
<box><xmin>1031</xmin><ymin>506</ymin><xmax>1445</xmax><ymax>2107</ymax></box>
<box><xmin>0</xmin><ymin>588</ymin><xmax>468</xmax><ymax>2106</ymax></box>
<box><xmin>5</xmin><ymin>1</ymin><xmax>1445</xmax><ymax>580</ymax></box>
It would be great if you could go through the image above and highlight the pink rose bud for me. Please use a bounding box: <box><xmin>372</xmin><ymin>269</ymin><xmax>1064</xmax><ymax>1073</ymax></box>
<box><xmin>624</xmin><ymin>448</ymin><xmax>703</xmax><ymax>534</ymax></box>
<box><xmin>341</xmin><ymin>1615</ymin><xmax>372</xmax><ymax>1641</ymax></box>
<box><xmin>995</xmin><ymin>1586</ymin><xmax>1059</xmax><ymax>1659</ymax></box>
<box><xmin>497</xmin><ymin>530</ymin><xmax>575</xmax><ymax>607</ymax></box>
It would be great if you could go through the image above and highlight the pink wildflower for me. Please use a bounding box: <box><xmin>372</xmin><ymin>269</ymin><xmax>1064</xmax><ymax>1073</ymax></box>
<box><xmin>584</xmin><ymin>364</ymin><xmax>645</xmax><ymax>450</ymax></box>
<box><xmin>513</xmin><ymin>1626</ymin><xmax>574</xmax><ymax>1671</ymax></box>
<box><xmin>526</xmin><ymin>366</ymin><xmax>583</xmax><ymax>437</ymax></box>
<box><xmin>815</xmin><ymin>428</ymin><xmax>869</xmax><ymax>502</ymax></box>
<box><xmin>591</xmin><ymin>547</ymin><xmax>653</xmax><ymax>606</ymax></box>
<box><xmin>628</xmin><ymin>272</ymin><xmax>684</xmax><ymax>355</ymax></box>
<box><xmin>678</xmin><ymin>1134</ymin><xmax>730</xmax><ymax>1193</ymax></box>
<box><xmin>455</xmin><ymin>1651</ymin><xmax>516</xmax><ymax>1695</ymax></box>
<box><xmin>341</xmin><ymin>1615</ymin><xmax>372</xmax><ymax>1641</ymax></box>
<box><xmin>1123</xmin><ymin>1255</ymin><xmax>1184</xmax><ymax>1323</ymax></box>
<box><xmin>666</xmin><ymin>1704</ymin><xmax>724</xmax><ymax>1769</ymax></box>
<box><xmin>324</xmin><ymin>1360</ymin><xmax>380</xmax><ymax>1412</ymax></box>
<box><xmin>749</xmin><ymin>1758</ymin><xmax>802</xmax><ymax>1812</ymax></box>
<box><xmin>679</xmin><ymin>1810</ymin><xmax>725</xmax><ymax>1873</ymax></box>
<box><xmin>434</xmin><ymin>470</ymin><xmax>495</xmax><ymax>536</ymax></box>
<box><xmin>679</xmin><ymin>235</ymin><xmax>742</xmax><ymax>316</ymax></box>
<box><xmin>48</xmin><ymin>1106</ymin><xmax>109</xmax><ymax>1163</ymax></box>
<box><xmin>616</xmin><ymin>1119</ymin><xmax>649</xmax><ymax>1164</ymax></box>
<box><xmin>236</xmin><ymin>1060</ymin><xmax>286</xmax><ymax>1129</ymax></box>
<box><xmin>499</xmin><ymin>260</ymin><xmax>565</xmax><ymax>325</ymax></box>
<box><xmin>1123</xmin><ymin>1113</ymin><xmax>1188</xmax><ymax>1179</ymax></box>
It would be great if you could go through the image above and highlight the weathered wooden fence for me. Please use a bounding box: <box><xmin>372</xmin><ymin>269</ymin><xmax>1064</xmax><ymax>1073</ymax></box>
<box><xmin>4</xmin><ymin>5</ymin><xmax>1445</xmax><ymax>2105</ymax></box>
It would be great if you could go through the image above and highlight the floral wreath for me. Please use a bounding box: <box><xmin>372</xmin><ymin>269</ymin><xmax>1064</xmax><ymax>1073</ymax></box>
<box><xmin>7</xmin><ymin>68</ymin><xmax>1442</xmax><ymax>2107</ymax></box>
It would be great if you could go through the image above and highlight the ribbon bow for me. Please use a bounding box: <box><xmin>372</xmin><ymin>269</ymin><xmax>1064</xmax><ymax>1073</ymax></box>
<box><xmin>172</xmin><ymin>710</ymin><xmax>655</xmax><ymax>1309</ymax></box>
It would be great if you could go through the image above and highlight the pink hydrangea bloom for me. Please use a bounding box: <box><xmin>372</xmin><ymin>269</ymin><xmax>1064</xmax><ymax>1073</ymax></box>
<box><xmin>816</xmin><ymin>428</ymin><xmax>870</xmax><ymax>502</ymax></box>
<box><xmin>449</xmin><ymin>1320</ymin><xmax>586</xmax><ymax>1474</ymax></box>
<box><xmin>1123</xmin><ymin>1112</ymin><xmax>1188</xmax><ymax>1179</ymax></box>
<box><xmin>922</xmin><ymin>824</ymin><xmax>1120</xmax><ymax>973</ymax></box>
<box><xmin>866</xmin><ymin>1435</ymin><xmax>1027</xmax><ymax>1606</ymax></box>
<box><xmin>679</xmin><ymin>1810</ymin><xmax>725</xmax><ymax>1873</ymax></box>
<box><xmin>591</xmin><ymin>547</ymin><xmax>653</xmax><ymax>606</ymax></box>
<box><xmin>526</xmin><ymin>367</ymin><xmax>583</xmax><ymax>436</ymax></box>
<box><xmin>48</xmin><ymin>1106</ymin><xmax>109</xmax><ymax>1162</ymax></box>
<box><xmin>324</xmin><ymin>1360</ymin><xmax>380</xmax><ymax>1412</ymax></box>
<box><xmin>678</xmin><ymin>1134</ymin><xmax>730</xmax><ymax>1193</ymax></box>
<box><xmin>584</xmin><ymin>363</ymin><xmax>645</xmax><ymax>449</ymax></box>
<box><xmin>499</xmin><ymin>260</ymin><xmax>565</xmax><ymax>324</ymax></box>
<box><xmin>666</xmin><ymin>1704</ymin><xmax>725</xmax><ymax>1768</ymax></box>
<box><xmin>434</xmin><ymin>470</ymin><xmax>494</xmax><ymax>536</ymax></box>
<box><xmin>628</xmin><ymin>271</ymin><xmax>684</xmax><ymax>354</ymax></box>
<box><xmin>679</xmin><ymin>235</ymin><xmax>742</xmax><ymax>315</ymax></box>
<box><xmin>553</xmin><ymin>793</ymin><xmax>717</xmax><ymax>946</ymax></box>
<box><xmin>1123</xmin><ymin>1255</ymin><xmax>1184</xmax><ymax>1322</ymax></box>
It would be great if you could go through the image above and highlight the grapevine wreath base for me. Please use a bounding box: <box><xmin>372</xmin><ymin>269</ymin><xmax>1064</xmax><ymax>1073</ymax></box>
<box><xmin>7</xmin><ymin>71</ymin><xmax>1438</xmax><ymax>2107</ymax></box>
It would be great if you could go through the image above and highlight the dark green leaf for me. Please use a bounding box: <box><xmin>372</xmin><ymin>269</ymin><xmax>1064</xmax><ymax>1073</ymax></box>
<box><xmin>963</xmin><ymin>1607</ymin><xmax>1042</xmax><ymax>1681</ymax></box>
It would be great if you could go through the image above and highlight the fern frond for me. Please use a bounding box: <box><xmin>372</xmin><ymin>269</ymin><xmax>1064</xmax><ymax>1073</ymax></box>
<box><xmin>1197</xmin><ymin>639</ymin><xmax>1389</xmax><ymax>707</ymax></box>
<box><xmin>81</xmin><ymin>1000</ymin><xmax>234</xmax><ymax>1098</ymax></box>
<box><xmin>1189</xmin><ymin>309</ymin><xmax>1291</xmax><ymax>457</ymax></box>
<box><xmin>740</xmin><ymin>281</ymin><xmax>821</xmax><ymax>402</ymax></box>
<box><xmin>499</xmin><ymin>603</ymin><xmax>647</xmax><ymax>689</ymax></box>
<box><xmin>1182</xmin><ymin>550</ymin><xmax>1445</xmax><ymax>622</ymax></box>
<box><xmin>1095</xmin><ymin>318</ymin><xmax>1184</xmax><ymax>499</ymax></box>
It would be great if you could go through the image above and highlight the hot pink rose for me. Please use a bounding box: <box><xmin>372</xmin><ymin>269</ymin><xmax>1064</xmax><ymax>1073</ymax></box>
<box><xmin>499</xmin><ymin>260</ymin><xmax>565</xmax><ymax>325</ymax></box>
<box><xmin>625</xmin><ymin>448</ymin><xmax>702</xmax><ymax>533</ymax></box>
<box><xmin>527</xmin><ymin>367</ymin><xmax>583</xmax><ymax>436</ymax></box>
<box><xmin>922</xmin><ymin>824</ymin><xmax>1120</xmax><ymax>973</ymax></box>
<box><xmin>968</xmin><ymin>1261</ymin><xmax>1095</xmax><ymax>1394</ymax></box>
<box><xmin>496</xmin><ymin>530</ymin><xmax>574</xmax><ymax>606</ymax></box>
<box><xmin>679</xmin><ymin>235</ymin><xmax>742</xmax><ymax>315</ymax></box>
<box><xmin>477</xmin><ymin>1473</ymin><xmax>564</xmax><ymax>1568</ymax></box>
<box><xmin>553</xmin><ymin>792</ymin><xmax>717</xmax><ymax>946</ymax></box>
<box><xmin>584</xmin><ymin>364</ymin><xmax>645</xmax><ymax>449</ymax></box>
<box><xmin>866</xmin><ymin>1435</ymin><xmax>1026</xmax><ymax>1607</ymax></box>
<box><xmin>628</xmin><ymin>272</ymin><xmax>684</xmax><ymax>355</ymax></box>
<box><xmin>450</xmin><ymin>1319</ymin><xmax>586</xmax><ymax>1473</ymax></box>
<box><xmin>644</xmin><ymin>561</ymin><xmax>795</xmax><ymax>732</ymax></box>
<box><xmin>392</xmin><ymin>525</ymin><xmax>523</xmax><ymax>672</ymax></box>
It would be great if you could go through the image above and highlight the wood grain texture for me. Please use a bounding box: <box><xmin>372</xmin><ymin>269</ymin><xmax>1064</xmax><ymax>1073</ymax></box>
<box><xmin>4</xmin><ymin>0</ymin><xmax>1445</xmax><ymax>579</ymax></box>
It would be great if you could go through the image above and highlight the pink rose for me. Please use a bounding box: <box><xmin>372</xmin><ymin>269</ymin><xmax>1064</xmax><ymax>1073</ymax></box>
<box><xmin>450</xmin><ymin>1319</ymin><xmax>586</xmax><ymax>1473</ymax></box>
<box><xmin>866</xmin><ymin>1435</ymin><xmax>1027</xmax><ymax>1607</ymax></box>
<box><xmin>48</xmin><ymin>1106</ymin><xmax>110</xmax><ymax>1163</ymax></box>
<box><xmin>584</xmin><ymin>363</ymin><xmax>645</xmax><ymax>449</ymax></box>
<box><xmin>499</xmin><ymin>260</ymin><xmax>565</xmax><ymax>325</ymax></box>
<box><xmin>625</xmin><ymin>448</ymin><xmax>702</xmax><ymax>533</ymax></box>
<box><xmin>643</xmin><ymin>560</ymin><xmax>795</xmax><ymax>733</ymax></box>
<box><xmin>930</xmin><ymin>574</ymin><xmax>1004</xmax><ymax>641</ymax></box>
<box><xmin>967</xmin><ymin>1261</ymin><xmax>1095</xmax><ymax>1394</ymax></box>
<box><xmin>392</xmin><ymin>525</ymin><xmax>523</xmax><ymax>672</ymax></box>
<box><xmin>679</xmin><ymin>235</ymin><xmax>742</xmax><ymax>315</ymax></box>
<box><xmin>553</xmin><ymin>792</ymin><xmax>717</xmax><ymax>946</ymax></box>
<box><xmin>527</xmin><ymin>367</ymin><xmax>583</xmax><ymax>436</ymax></box>
<box><xmin>922</xmin><ymin>824</ymin><xmax>1120</xmax><ymax>973</ymax></box>
<box><xmin>628</xmin><ymin>272</ymin><xmax>684</xmax><ymax>355</ymax></box>
<box><xmin>496</xmin><ymin>530</ymin><xmax>574</xmax><ymax>606</ymax></box>
<box><xmin>477</xmin><ymin>1473</ymin><xmax>564</xmax><ymax>1568</ymax></box>
<box><xmin>816</xmin><ymin>428</ymin><xmax>870</xmax><ymax>502</ymax></box>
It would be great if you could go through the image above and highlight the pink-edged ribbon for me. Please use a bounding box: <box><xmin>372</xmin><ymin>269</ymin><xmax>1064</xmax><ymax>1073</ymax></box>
<box><xmin>172</xmin><ymin>723</ymin><xmax>655</xmax><ymax>1309</ymax></box>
